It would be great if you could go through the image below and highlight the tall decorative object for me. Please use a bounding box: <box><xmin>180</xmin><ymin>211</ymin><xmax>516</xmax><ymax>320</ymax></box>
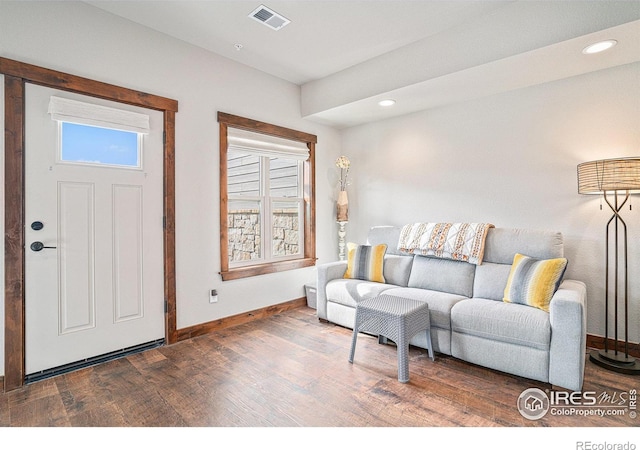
<box><xmin>336</xmin><ymin>155</ymin><xmax>351</xmax><ymax>260</ymax></box>
<box><xmin>337</xmin><ymin>221</ymin><xmax>347</xmax><ymax>261</ymax></box>
<box><xmin>578</xmin><ymin>157</ymin><xmax>640</xmax><ymax>374</ymax></box>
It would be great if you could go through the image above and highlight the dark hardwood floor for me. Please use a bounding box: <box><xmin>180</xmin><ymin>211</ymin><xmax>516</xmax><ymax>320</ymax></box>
<box><xmin>1</xmin><ymin>306</ymin><xmax>638</xmax><ymax>437</ymax></box>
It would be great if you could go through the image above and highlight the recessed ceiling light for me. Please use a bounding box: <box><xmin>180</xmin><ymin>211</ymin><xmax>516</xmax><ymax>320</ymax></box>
<box><xmin>378</xmin><ymin>99</ymin><xmax>396</xmax><ymax>107</ymax></box>
<box><xmin>582</xmin><ymin>39</ymin><xmax>617</xmax><ymax>55</ymax></box>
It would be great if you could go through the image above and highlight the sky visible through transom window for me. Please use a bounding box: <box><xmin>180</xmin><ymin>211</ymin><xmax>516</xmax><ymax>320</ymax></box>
<box><xmin>60</xmin><ymin>122</ymin><xmax>140</xmax><ymax>168</ymax></box>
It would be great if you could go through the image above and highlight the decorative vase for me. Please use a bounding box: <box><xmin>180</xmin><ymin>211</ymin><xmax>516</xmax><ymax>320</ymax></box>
<box><xmin>336</xmin><ymin>190</ymin><xmax>349</xmax><ymax>222</ymax></box>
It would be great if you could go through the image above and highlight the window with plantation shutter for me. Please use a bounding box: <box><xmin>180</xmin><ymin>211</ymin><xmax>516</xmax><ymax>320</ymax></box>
<box><xmin>218</xmin><ymin>113</ymin><xmax>317</xmax><ymax>281</ymax></box>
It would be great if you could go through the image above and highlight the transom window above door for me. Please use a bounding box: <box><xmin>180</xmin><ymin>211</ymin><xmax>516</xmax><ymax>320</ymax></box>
<box><xmin>60</xmin><ymin>122</ymin><xmax>142</xmax><ymax>168</ymax></box>
<box><xmin>49</xmin><ymin>95</ymin><xmax>149</xmax><ymax>169</ymax></box>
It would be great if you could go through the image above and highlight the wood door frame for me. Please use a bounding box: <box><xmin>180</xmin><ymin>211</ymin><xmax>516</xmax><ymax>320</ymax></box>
<box><xmin>1</xmin><ymin>57</ymin><xmax>179</xmax><ymax>391</ymax></box>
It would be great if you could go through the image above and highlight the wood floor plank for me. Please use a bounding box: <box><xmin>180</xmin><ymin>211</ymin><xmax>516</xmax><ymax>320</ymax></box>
<box><xmin>0</xmin><ymin>392</ymin><xmax>8</xmax><ymax>426</ymax></box>
<box><xmin>2</xmin><ymin>306</ymin><xmax>639</xmax><ymax>429</ymax></box>
<box><xmin>66</xmin><ymin>401</ymin><xmax>129</xmax><ymax>427</ymax></box>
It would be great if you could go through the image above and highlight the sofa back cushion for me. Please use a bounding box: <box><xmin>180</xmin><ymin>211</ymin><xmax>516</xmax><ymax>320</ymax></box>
<box><xmin>473</xmin><ymin>263</ymin><xmax>513</xmax><ymax>301</ymax></box>
<box><xmin>368</xmin><ymin>226</ymin><xmax>563</xmax><ymax>260</ymax></box>
<box><xmin>408</xmin><ymin>255</ymin><xmax>475</xmax><ymax>297</ymax></box>
<box><xmin>483</xmin><ymin>228</ymin><xmax>564</xmax><ymax>264</ymax></box>
<box><xmin>475</xmin><ymin>228</ymin><xmax>564</xmax><ymax>301</ymax></box>
<box><xmin>367</xmin><ymin>226</ymin><xmax>404</xmax><ymax>255</ymax></box>
<box><xmin>367</xmin><ymin>225</ymin><xmax>564</xmax><ymax>300</ymax></box>
<box><xmin>383</xmin><ymin>254</ymin><xmax>413</xmax><ymax>287</ymax></box>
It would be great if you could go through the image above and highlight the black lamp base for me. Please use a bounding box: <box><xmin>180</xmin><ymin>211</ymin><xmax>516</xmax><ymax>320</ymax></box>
<box><xmin>589</xmin><ymin>349</ymin><xmax>640</xmax><ymax>375</ymax></box>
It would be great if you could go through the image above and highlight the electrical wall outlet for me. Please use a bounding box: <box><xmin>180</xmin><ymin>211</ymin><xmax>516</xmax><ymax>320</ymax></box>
<box><xmin>210</xmin><ymin>289</ymin><xmax>218</xmax><ymax>303</ymax></box>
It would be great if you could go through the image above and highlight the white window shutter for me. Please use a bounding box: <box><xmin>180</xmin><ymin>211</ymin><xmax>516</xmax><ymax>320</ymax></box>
<box><xmin>227</xmin><ymin>128</ymin><xmax>309</xmax><ymax>161</ymax></box>
<box><xmin>48</xmin><ymin>96</ymin><xmax>150</xmax><ymax>134</ymax></box>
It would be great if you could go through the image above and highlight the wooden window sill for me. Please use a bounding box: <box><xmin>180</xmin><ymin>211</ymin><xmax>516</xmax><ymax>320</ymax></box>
<box><xmin>221</xmin><ymin>258</ymin><xmax>317</xmax><ymax>281</ymax></box>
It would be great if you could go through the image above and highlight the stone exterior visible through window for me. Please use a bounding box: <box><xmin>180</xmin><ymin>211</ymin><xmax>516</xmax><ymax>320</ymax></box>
<box><xmin>218</xmin><ymin>112</ymin><xmax>317</xmax><ymax>281</ymax></box>
<box><xmin>227</xmin><ymin>147</ymin><xmax>303</xmax><ymax>266</ymax></box>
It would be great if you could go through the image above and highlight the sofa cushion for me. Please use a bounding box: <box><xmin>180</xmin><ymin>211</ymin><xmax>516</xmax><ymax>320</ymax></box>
<box><xmin>451</xmin><ymin>298</ymin><xmax>551</xmax><ymax>351</ymax></box>
<box><xmin>483</xmin><ymin>228</ymin><xmax>564</xmax><ymax>264</ymax></box>
<box><xmin>326</xmin><ymin>279</ymin><xmax>394</xmax><ymax>308</ymax></box>
<box><xmin>367</xmin><ymin>225</ymin><xmax>403</xmax><ymax>255</ymax></box>
<box><xmin>503</xmin><ymin>253</ymin><xmax>567</xmax><ymax>312</ymax></box>
<box><xmin>344</xmin><ymin>243</ymin><xmax>387</xmax><ymax>283</ymax></box>
<box><xmin>473</xmin><ymin>262</ymin><xmax>512</xmax><ymax>301</ymax></box>
<box><xmin>383</xmin><ymin>254</ymin><xmax>413</xmax><ymax>287</ymax></box>
<box><xmin>407</xmin><ymin>255</ymin><xmax>475</xmax><ymax>297</ymax></box>
<box><xmin>383</xmin><ymin>287</ymin><xmax>467</xmax><ymax>330</ymax></box>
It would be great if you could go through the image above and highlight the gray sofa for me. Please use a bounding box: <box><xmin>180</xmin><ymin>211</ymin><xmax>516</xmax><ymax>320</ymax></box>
<box><xmin>316</xmin><ymin>225</ymin><xmax>587</xmax><ymax>391</ymax></box>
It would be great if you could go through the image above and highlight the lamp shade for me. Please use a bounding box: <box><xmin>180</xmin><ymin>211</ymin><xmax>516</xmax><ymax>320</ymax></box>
<box><xmin>577</xmin><ymin>157</ymin><xmax>640</xmax><ymax>194</ymax></box>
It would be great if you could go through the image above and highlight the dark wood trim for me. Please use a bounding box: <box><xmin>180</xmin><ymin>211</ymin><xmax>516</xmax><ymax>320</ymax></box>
<box><xmin>218</xmin><ymin>112</ymin><xmax>317</xmax><ymax>281</ymax></box>
<box><xmin>1</xmin><ymin>57</ymin><xmax>178</xmax><ymax>391</ymax></box>
<box><xmin>219</xmin><ymin>122</ymin><xmax>230</xmax><ymax>278</ymax></box>
<box><xmin>163</xmin><ymin>110</ymin><xmax>177</xmax><ymax>345</ymax></box>
<box><xmin>4</xmin><ymin>75</ymin><xmax>25</xmax><ymax>391</ymax></box>
<box><xmin>304</xmin><ymin>142</ymin><xmax>316</xmax><ymax>261</ymax></box>
<box><xmin>220</xmin><ymin>258</ymin><xmax>317</xmax><ymax>281</ymax></box>
<box><xmin>0</xmin><ymin>58</ymin><xmax>178</xmax><ymax>113</ymax></box>
<box><xmin>217</xmin><ymin>112</ymin><xmax>317</xmax><ymax>144</ymax></box>
<box><xmin>587</xmin><ymin>333</ymin><xmax>640</xmax><ymax>358</ymax></box>
<box><xmin>176</xmin><ymin>297</ymin><xmax>307</xmax><ymax>341</ymax></box>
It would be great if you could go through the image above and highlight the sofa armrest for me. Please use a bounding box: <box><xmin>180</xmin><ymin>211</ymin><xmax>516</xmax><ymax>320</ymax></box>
<box><xmin>549</xmin><ymin>279</ymin><xmax>587</xmax><ymax>391</ymax></box>
<box><xmin>316</xmin><ymin>261</ymin><xmax>347</xmax><ymax>320</ymax></box>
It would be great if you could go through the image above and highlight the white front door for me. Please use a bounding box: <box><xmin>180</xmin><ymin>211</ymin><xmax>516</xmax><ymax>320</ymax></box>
<box><xmin>24</xmin><ymin>84</ymin><xmax>165</xmax><ymax>375</ymax></box>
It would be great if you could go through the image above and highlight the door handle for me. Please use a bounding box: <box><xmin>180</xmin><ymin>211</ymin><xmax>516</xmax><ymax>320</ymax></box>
<box><xmin>30</xmin><ymin>241</ymin><xmax>57</xmax><ymax>252</ymax></box>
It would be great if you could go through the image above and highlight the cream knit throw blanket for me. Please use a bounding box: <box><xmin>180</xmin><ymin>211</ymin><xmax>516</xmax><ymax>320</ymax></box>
<box><xmin>397</xmin><ymin>222</ymin><xmax>494</xmax><ymax>265</ymax></box>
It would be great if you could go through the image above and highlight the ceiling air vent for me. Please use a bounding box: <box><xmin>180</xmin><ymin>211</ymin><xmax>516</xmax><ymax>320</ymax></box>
<box><xmin>249</xmin><ymin>5</ymin><xmax>290</xmax><ymax>31</ymax></box>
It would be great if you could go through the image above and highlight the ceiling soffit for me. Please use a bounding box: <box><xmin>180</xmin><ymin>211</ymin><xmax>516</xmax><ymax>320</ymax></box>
<box><xmin>301</xmin><ymin>1</ymin><xmax>640</xmax><ymax>128</ymax></box>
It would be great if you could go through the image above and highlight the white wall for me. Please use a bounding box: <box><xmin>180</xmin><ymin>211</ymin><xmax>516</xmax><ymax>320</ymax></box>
<box><xmin>0</xmin><ymin>1</ymin><xmax>342</xmax><ymax>377</ymax></box>
<box><xmin>341</xmin><ymin>62</ymin><xmax>640</xmax><ymax>342</ymax></box>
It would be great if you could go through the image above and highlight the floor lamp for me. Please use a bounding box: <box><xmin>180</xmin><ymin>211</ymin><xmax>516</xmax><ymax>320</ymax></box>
<box><xmin>578</xmin><ymin>157</ymin><xmax>640</xmax><ymax>374</ymax></box>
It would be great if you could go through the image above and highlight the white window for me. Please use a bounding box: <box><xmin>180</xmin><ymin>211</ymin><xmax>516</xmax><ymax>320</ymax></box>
<box><xmin>227</xmin><ymin>128</ymin><xmax>306</xmax><ymax>267</ymax></box>
<box><xmin>218</xmin><ymin>112</ymin><xmax>317</xmax><ymax>281</ymax></box>
<box><xmin>60</xmin><ymin>122</ymin><xmax>142</xmax><ymax>168</ymax></box>
<box><xmin>49</xmin><ymin>96</ymin><xmax>148</xmax><ymax>169</ymax></box>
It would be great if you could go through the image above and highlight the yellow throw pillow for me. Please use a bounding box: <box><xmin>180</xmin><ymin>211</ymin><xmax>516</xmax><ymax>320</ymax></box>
<box><xmin>503</xmin><ymin>253</ymin><xmax>568</xmax><ymax>312</ymax></box>
<box><xmin>343</xmin><ymin>243</ymin><xmax>387</xmax><ymax>283</ymax></box>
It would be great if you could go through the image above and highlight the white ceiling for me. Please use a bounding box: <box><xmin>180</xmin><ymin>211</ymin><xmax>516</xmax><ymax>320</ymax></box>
<box><xmin>87</xmin><ymin>1</ymin><xmax>640</xmax><ymax>129</ymax></box>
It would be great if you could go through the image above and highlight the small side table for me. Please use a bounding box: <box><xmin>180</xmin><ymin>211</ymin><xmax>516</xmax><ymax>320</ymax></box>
<box><xmin>348</xmin><ymin>295</ymin><xmax>434</xmax><ymax>383</ymax></box>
